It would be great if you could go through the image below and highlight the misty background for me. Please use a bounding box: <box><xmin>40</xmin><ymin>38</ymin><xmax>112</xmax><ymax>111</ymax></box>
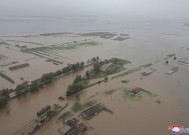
<box><xmin>0</xmin><ymin>0</ymin><xmax>189</xmax><ymax>19</ymax></box>
<box><xmin>0</xmin><ymin>0</ymin><xmax>189</xmax><ymax>36</ymax></box>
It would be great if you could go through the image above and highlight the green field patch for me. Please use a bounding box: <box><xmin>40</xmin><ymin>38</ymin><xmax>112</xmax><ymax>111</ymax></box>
<box><xmin>22</xmin><ymin>41</ymin><xmax>100</xmax><ymax>61</ymax></box>
<box><xmin>123</xmin><ymin>89</ymin><xmax>142</xmax><ymax>102</ymax></box>
<box><xmin>34</xmin><ymin>51</ymin><xmax>60</xmax><ymax>59</ymax></box>
<box><xmin>41</xmin><ymin>50</ymin><xmax>65</xmax><ymax>58</ymax></box>
<box><xmin>104</xmin><ymin>89</ymin><xmax>118</xmax><ymax>95</ymax></box>
<box><xmin>71</xmin><ymin>100</ymin><xmax>97</xmax><ymax>113</ymax></box>
<box><xmin>111</xmin><ymin>63</ymin><xmax>153</xmax><ymax>79</ymax></box>
<box><xmin>58</xmin><ymin>111</ymin><xmax>73</xmax><ymax>123</ymax></box>
<box><xmin>29</xmin><ymin>51</ymin><xmax>61</xmax><ymax>62</ymax></box>
<box><xmin>112</xmin><ymin>67</ymin><xmax>141</xmax><ymax>79</ymax></box>
<box><xmin>35</xmin><ymin>51</ymin><xmax>58</xmax><ymax>58</ymax></box>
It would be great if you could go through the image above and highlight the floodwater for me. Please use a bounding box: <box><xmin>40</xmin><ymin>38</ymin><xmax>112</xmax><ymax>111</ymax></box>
<box><xmin>0</xmin><ymin>16</ymin><xmax>189</xmax><ymax>135</ymax></box>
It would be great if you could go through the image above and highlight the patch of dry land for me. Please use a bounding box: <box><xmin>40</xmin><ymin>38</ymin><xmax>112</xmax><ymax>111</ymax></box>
<box><xmin>0</xmin><ymin>29</ymin><xmax>189</xmax><ymax>135</ymax></box>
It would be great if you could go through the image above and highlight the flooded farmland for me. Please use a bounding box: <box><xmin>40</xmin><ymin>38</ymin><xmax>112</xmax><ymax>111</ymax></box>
<box><xmin>0</xmin><ymin>16</ymin><xmax>189</xmax><ymax>135</ymax></box>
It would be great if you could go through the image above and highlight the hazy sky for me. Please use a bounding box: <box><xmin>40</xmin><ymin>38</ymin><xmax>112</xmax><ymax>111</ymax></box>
<box><xmin>0</xmin><ymin>0</ymin><xmax>189</xmax><ymax>19</ymax></box>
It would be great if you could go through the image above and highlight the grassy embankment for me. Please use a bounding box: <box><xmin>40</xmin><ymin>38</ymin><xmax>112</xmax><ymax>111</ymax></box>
<box><xmin>111</xmin><ymin>63</ymin><xmax>152</xmax><ymax>79</ymax></box>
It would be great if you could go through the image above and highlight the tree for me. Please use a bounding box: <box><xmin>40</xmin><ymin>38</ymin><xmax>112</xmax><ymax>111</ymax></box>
<box><xmin>93</xmin><ymin>62</ymin><xmax>100</xmax><ymax>72</ymax></box>
<box><xmin>80</xmin><ymin>61</ymin><xmax>85</xmax><ymax>68</ymax></box>
<box><xmin>96</xmin><ymin>56</ymin><xmax>99</xmax><ymax>61</ymax></box>
<box><xmin>2</xmin><ymin>89</ymin><xmax>9</xmax><ymax>98</ymax></box>
<box><xmin>41</xmin><ymin>72</ymin><xmax>54</xmax><ymax>84</ymax></box>
<box><xmin>104</xmin><ymin>76</ymin><xmax>108</xmax><ymax>82</ymax></box>
<box><xmin>85</xmin><ymin>70</ymin><xmax>90</xmax><ymax>79</ymax></box>
<box><xmin>0</xmin><ymin>96</ymin><xmax>8</xmax><ymax>107</ymax></box>
<box><xmin>30</xmin><ymin>82</ymin><xmax>39</xmax><ymax>92</ymax></box>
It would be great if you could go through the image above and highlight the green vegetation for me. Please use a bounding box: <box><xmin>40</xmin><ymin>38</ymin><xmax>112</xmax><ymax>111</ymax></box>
<box><xmin>71</xmin><ymin>102</ymin><xmax>84</xmax><ymax>112</ymax></box>
<box><xmin>0</xmin><ymin>96</ymin><xmax>9</xmax><ymax>107</ymax></box>
<box><xmin>0</xmin><ymin>89</ymin><xmax>9</xmax><ymax>107</ymax></box>
<box><xmin>15</xmin><ymin>61</ymin><xmax>85</xmax><ymax>96</ymax></box>
<box><xmin>58</xmin><ymin>111</ymin><xmax>73</xmax><ymax>123</ymax></box>
<box><xmin>86</xmin><ymin>57</ymin><xmax>130</xmax><ymax>79</ymax></box>
<box><xmin>123</xmin><ymin>89</ymin><xmax>156</xmax><ymax>102</ymax></box>
<box><xmin>84</xmin><ymin>100</ymin><xmax>97</xmax><ymax>108</ymax></box>
<box><xmin>66</xmin><ymin>57</ymin><xmax>131</xmax><ymax>96</ymax></box>
<box><xmin>112</xmin><ymin>63</ymin><xmax>152</xmax><ymax>79</ymax></box>
<box><xmin>22</xmin><ymin>40</ymin><xmax>100</xmax><ymax>61</ymax></box>
<box><xmin>104</xmin><ymin>89</ymin><xmax>118</xmax><ymax>95</ymax></box>
<box><xmin>71</xmin><ymin>100</ymin><xmax>97</xmax><ymax>113</ymax></box>
<box><xmin>46</xmin><ymin>104</ymin><xmax>62</xmax><ymax>119</ymax></box>
<box><xmin>109</xmin><ymin>58</ymin><xmax>131</xmax><ymax>65</ymax></box>
<box><xmin>121</xmin><ymin>80</ymin><xmax>129</xmax><ymax>83</ymax></box>
<box><xmin>123</xmin><ymin>89</ymin><xmax>142</xmax><ymax>102</ymax></box>
<box><xmin>0</xmin><ymin>72</ymin><xmax>15</xmax><ymax>84</ymax></box>
<box><xmin>66</xmin><ymin>75</ymin><xmax>86</xmax><ymax>96</ymax></box>
<box><xmin>112</xmin><ymin>67</ymin><xmax>141</xmax><ymax>79</ymax></box>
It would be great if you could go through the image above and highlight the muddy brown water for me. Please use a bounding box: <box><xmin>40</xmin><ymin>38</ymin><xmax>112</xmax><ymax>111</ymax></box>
<box><xmin>0</xmin><ymin>17</ymin><xmax>189</xmax><ymax>135</ymax></box>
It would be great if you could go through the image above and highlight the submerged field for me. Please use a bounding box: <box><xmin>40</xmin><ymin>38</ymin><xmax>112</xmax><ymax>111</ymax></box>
<box><xmin>0</xmin><ymin>17</ymin><xmax>189</xmax><ymax>135</ymax></box>
<box><xmin>22</xmin><ymin>40</ymin><xmax>101</xmax><ymax>62</ymax></box>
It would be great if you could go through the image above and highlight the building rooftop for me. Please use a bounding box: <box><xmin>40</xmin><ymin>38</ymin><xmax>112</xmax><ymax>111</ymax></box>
<box><xmin>63</xmin><ymin>123</ymin><xmax>87</xmax><ymax>135</ymax></box>
<box><xmin>131</xmin><ymin>88</ymin><xmax>143</xmax><ymax>96</ymax></box>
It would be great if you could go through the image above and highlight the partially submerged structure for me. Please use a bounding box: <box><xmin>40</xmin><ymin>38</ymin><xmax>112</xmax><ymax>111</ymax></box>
<box><xmin>9</xmin><ymin>63</ymin><xmax>29</xmax><ymax>71</ymax></box>
<box><xmin>166</xmin><ymin>67</ymin><xmax>179</xmax><ymax>75</ymax></box>
<box><xmin>58</xmin><ymin>123</ymin><xmax>87</xmax><ymax>135</ymax></box>
<box><xmin>178</xmin><ymin>58</ymin><xmax>189</xmax><ymax>66</ymax></box>
<box><xmin>58</xmin><ymin>96</ymin><xmax>65</xmax><ymax>101</ymax></box>
<box><xmin>130</xmin><ymin>88</ymin><xmax>143</xmax><ymax>96</ymax></box>
<box><xmin>37</xmin><ymin>105</ymin><xmax>51</xmax><ymax>123</ymax></box>
<box><xmin>141</xmin><ymin>68</ymin><xmax>156</xmax><ymax>76</ymax></box>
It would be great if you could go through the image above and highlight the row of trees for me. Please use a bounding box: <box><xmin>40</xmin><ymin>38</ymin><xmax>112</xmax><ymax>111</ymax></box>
<box><xmin>87</xmin><ymin>56</ymin><xmax>100</xmax><ymax>64</ymax></box>
<box><xmin>66</xmin><ymin>75</ymin><xmax>86</xmax><ymax>96</ymax></box>
<box><xmin>66</xmin><ymin>58</ymin><xmax>110</xmax><ymax>96</ymax></box>
<box><xmin>0</xmin><ymin>89</ymin><xmax>9</xmax><ymax>107</ymax></box>
<box><xmin>15</xmin><ymin>61</ymin><xmax>85</xmax><ymax>96</ymax></box>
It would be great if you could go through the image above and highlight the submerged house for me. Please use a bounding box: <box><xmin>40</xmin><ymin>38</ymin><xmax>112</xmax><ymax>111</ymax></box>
<box><xmin>141</xmin><ymin>68</ymin><xmax>156</xmax><ymax>76</ymax></box>
<box><xmin>130</xmin><ymin>88</ymin><xmax>143</xmax><ymax>96</ymax></box>
<box><xmin>166</xmin><ymin>67</ymin><xmax>179</xmax><ymax>75</ymax></box>
<box><xmin>63</xmin><ymin>123</ymin><xmax>87</xmax><ymax>135</ymax></box>
<box><xmin>9</xmin><ymin>63</ymin><xmax>29</xmax><ymax>71</ymax></box>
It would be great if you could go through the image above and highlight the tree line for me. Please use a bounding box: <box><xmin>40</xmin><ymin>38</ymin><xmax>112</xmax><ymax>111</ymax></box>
<box><xmin>66</xmin><ymin>57</ymin><xmax>109</xmax><ymax>96</ymax></box>
<box><xmin>15</xmin><ymin>61</ymin><xmax>85</xmax><ymax>96</ymax></box>
<box><xmin>0</xmin><ymin>89</ymin><xmax>9</xmax><ymax>107</ymax></box>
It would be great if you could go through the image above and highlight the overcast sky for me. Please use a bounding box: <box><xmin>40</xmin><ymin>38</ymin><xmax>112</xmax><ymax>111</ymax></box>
<box><xmin>0</xmin><ymin>0</ymin><xmax>189</xmax><ymax>19</ymax></box>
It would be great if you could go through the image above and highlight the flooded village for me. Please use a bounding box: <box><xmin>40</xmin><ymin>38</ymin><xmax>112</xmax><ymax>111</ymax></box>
<box><xmin>0</xmin><ymin>16</ymin><xmax>189</xmax><ymax>135</ymax></box>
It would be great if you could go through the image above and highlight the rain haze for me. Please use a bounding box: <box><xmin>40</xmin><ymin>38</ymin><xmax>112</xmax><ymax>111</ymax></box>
<box><xmin>0</xmin><ymin>0</ymin><xmax>189</xmax><ymax>19</ymax></box>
